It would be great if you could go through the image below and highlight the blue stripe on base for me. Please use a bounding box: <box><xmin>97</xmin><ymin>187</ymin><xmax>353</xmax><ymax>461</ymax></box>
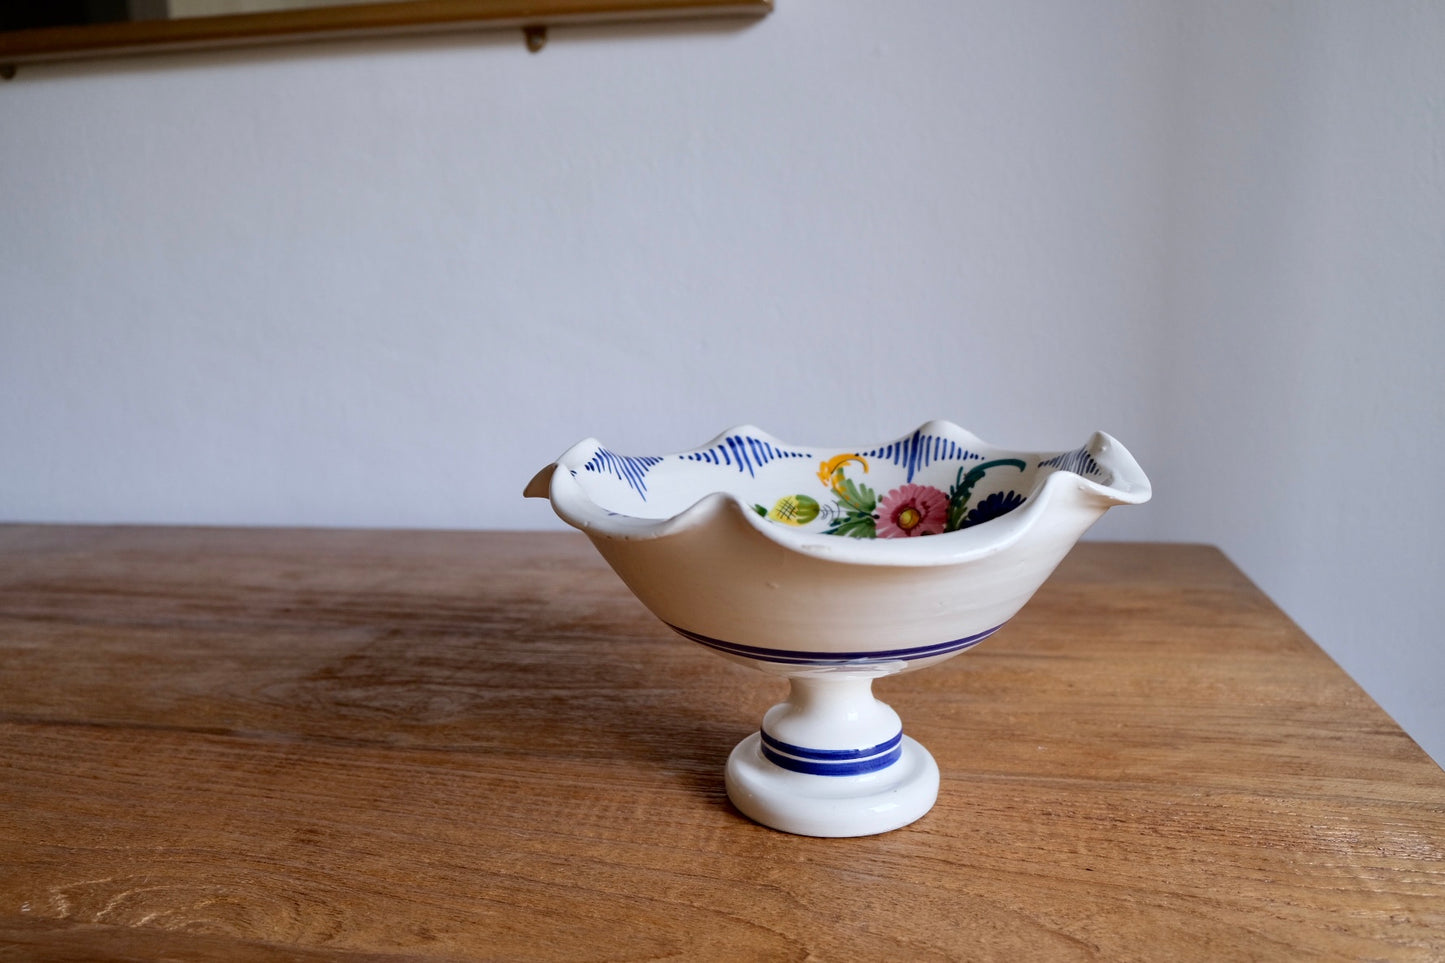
<box><xmin>665</xmin><ymin>623</ymin><xmax>1003</xmax><ymax>667</ymax></box>
<box><xmin>760</xmin><ymin>736</ymin><xmax>904</xmax><ymax>776</ymax></box>
<box><xmin>761</xmin><ymin>730</ymin><xmax>902</xmax><ymax>761</ymax></box>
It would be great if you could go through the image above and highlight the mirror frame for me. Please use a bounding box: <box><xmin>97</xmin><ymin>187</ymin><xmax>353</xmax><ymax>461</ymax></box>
<box><xmin>0</xmin><ymin>0</ymin><xmax>771</xmax><ymax>75</ymax></box>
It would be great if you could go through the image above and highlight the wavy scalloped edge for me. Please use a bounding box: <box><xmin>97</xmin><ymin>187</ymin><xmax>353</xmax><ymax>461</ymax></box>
<box><xmin>526</xmin><ymin>421</ymin><xmax>1150</xmax><ymax>567</ymax></box>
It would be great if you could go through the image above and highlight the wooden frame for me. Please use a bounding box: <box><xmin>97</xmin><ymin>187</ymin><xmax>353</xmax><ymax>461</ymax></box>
<box><xmin>0</xmin><ymin>0</ymin><xmax>771</xmax><ymax>74</ymax></box>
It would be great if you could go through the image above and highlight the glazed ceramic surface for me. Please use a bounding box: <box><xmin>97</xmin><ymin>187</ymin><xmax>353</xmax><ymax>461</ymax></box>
<box><xmin>526</xmin><ymin>421</ymin><xmax>1151</xmax><ymax>837</ymax></box>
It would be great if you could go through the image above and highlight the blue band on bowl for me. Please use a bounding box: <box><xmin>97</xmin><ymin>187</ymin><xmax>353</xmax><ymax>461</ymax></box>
<box><xmin>665</xmin><ymin>623</ymin><xmax>1003</xmax><ymax>667</ymax></box>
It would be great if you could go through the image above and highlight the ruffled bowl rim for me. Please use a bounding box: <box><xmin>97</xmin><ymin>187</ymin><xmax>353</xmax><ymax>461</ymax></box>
<box><xmin>526</xmin><ymin>421</ymin><xmax>1151</xmax><ymax>568</ymax></box>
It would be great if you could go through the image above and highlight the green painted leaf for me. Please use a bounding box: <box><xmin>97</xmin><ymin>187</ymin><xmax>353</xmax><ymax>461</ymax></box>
<box><xmin>837</xmin><ymin>477</ymin><xmax>877</xmax><ymax>513</ymax></box>
<box><xmin>825</xmin><ymin>506</ymin><xmax>877</xmax><ymax>539</ymax></box>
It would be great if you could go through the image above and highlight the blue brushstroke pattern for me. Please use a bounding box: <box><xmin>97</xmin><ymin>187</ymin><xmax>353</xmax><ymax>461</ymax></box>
<box><xmin>680</xmin><ymin>434</ymin><xmax>813</xmax><ymax>477</ymax></box>
<box><xmin>1039</xmin><ymin>447</ymin><xmax>1104</xmax><ymax>478</ymax></box>
<box><xmin>582</xmin><ymin>448</ymin><xmax>665</xmax><ymax>500</ymax></box>
<box><xmin>861</xmin><ymin>429</ymin><xmax>984</xmax><ymax>482</ymax></box>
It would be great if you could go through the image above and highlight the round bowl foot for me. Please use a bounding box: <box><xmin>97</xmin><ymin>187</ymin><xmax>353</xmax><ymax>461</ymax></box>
<box><xmin>725</xmin><ymin>732</ymin><xmax>939</xmax><ymax>837</ymax></box>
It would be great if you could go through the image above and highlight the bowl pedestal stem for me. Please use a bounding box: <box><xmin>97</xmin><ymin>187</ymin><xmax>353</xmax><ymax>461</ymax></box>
<box><xmin>724</xmin><ymin>673</ymin><xmax>940</xmax><ymax>837</ymax></box>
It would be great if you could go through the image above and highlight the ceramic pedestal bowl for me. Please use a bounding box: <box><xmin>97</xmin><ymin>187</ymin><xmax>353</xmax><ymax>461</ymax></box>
<box><xmin>525</xmin><ymin>421</ymin><xmax>1151</xmax><ymax>837</ymax></box>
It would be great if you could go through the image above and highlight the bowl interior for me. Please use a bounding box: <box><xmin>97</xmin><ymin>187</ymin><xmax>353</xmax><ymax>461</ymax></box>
<box><xmin>569</xmin><ymin>427</ymin><xmax>1107</xmax><ymax>540</ymax></box>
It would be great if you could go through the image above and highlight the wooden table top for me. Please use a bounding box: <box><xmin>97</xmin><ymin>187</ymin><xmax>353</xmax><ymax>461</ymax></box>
<box><xmin>1</xmin><ymin>526</ymin><xmax>1442</xmax><ymax>961</ymax></box>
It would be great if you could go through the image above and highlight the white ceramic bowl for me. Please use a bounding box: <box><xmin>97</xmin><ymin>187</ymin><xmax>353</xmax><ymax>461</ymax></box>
<box><xmin>526</xmin><ymin>421</ymin><xmax>1150</xmax><ymax>836</ymax></box>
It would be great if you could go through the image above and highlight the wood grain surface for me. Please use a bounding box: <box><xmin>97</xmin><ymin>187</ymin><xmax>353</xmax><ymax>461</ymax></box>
<box><xmin>1</xmin><ymin>526</ymin><xmax>1442</xmax><ymax>961</ymax></box>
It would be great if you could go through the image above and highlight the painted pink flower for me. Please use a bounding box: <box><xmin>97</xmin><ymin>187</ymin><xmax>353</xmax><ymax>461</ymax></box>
<box><xmin>875</xmin><ymin>484</ymin><xmax>950</xmax><ymax>538</ymax></box>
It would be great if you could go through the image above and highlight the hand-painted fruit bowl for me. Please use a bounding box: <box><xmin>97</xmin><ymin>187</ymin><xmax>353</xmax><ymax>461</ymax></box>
<box><xmin>525</xmin><ymin>421</ymin><xmax>1150</xmax><ymax>837</ymax></box>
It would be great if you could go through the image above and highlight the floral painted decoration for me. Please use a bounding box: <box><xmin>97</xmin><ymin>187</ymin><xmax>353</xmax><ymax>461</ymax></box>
<box><xmin>757</xmin><ymin>453</ymin><xmax>1029</xmax><ymax>540</ymax></box>
<box><xmin>758</xmin><ymin>494</ymin><xmax>821</xmax><ymax>526</ymax></box>
<box><xmin>876</xmin><ymin>484</ymin><xmax>950</xmax><ymax>538</ymax></box>
<box><xmin>963</xmin><ymin>490</ymin><xmax>1028</xmax><ymax>528</ymax></box>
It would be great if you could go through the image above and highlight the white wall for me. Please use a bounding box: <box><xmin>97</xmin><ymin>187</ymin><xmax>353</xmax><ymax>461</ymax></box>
<box><xmin>1155</xmin><ymin>2</ymin><xmax>1445</xmax><ymax>766</ymax></box>
<box><xmin>1</xmin><ymin>1</ymin><xmax>1440</xmax><ymax>764</ymax></box>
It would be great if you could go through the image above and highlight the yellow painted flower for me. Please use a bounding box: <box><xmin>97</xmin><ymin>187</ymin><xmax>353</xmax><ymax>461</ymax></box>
<box><xmin>817</xmin><ymin>453</ymin><xmax>868</xmax><ymax>492</ymax></box>
<box><xmin>766</xmin><ymin>494</ymin><xmax>821</xmax><ymax>526</ymax></box>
